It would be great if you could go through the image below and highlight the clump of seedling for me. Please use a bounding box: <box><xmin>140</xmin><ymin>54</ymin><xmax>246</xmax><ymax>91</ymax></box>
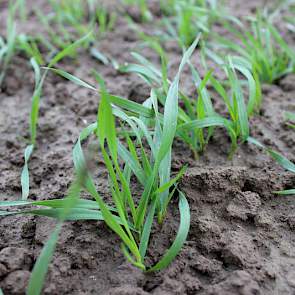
<box><xmin>163</xmin><ymin>0</ymin><xmax>214</xmax><ymax>46</ymax></box>
<box><xmin>127</xmin><ymin>0</ymin><xmax>237</xmax><ymax>47</ymax></box>
<box><xmin>177</xmin><ymin>57</ymin><xmax>256</xmax><ymax>158</ymax></box>
<box><xmin>35</xmin><ymin>0</ymin><xmax>116</xmax><ymax>51</ymax></box>
<box><xmin>161</xmin><ymin>0</ymin><xmax>238</xmax><ymax>47</ymax></box>
<box><xmin>0</xmin><ymin>0</ymin><xmax>65</xmax><ymax>88</ymax></box>
<box><xmin>0</xmin><ymin>1</ymin><xmax>24</xmax><ymax>86</ymax></box>
<box><xmin>121</xmin><ymin>0</ymin><xmax>153</xmax><ymax>22</ymax></box>
<box><xmin>119</xmin><ymin>36</ymin><xmax>260</xmax><ymax>158</ymax></box>
<box><xmin>265</xmin><ymin>0</ymin><xmax>295</xmax><ymax>33</ymax></box>
<box><xmin>1</xmin><ymin>0</ymin><xmax>116</xmax><ymax>69</ymax></box>
<box><xmin>207</xmin><ymin>13</ymin><xmax>295</xmax><ymax>83</ymax></box>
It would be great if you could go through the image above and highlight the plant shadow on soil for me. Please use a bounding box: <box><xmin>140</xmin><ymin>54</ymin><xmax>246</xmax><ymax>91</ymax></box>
<box><xmin>0</xmin><ymin>0</ymin><xmax>295</xmax><ymax>294</ymax></box>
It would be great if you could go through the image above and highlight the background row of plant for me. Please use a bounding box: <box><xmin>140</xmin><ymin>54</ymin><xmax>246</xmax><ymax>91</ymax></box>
<box><xmin>1</xmin><ymin>0</ymin><xmax>294</xmax><ymax>86</ymax></box>
<box><xmin>0</xmin><ymin>1</ymin><xmax>295</xmax><ymax>294</ymax></box>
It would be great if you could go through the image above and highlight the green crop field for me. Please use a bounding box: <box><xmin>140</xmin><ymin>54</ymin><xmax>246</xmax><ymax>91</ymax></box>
<box><xmin>0</xmin><ymin>1</ymin><xmax>294</xmax><ymax>294</ymax></box>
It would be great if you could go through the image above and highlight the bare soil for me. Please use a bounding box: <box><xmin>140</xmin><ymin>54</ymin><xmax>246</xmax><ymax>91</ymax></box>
<box><xmin>0</xmin><ymin>1</ymin><xmax>295</xmax><ymax>294</ymax></box>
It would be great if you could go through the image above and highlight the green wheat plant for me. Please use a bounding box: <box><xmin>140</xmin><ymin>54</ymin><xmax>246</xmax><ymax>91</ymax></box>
<box><xmin>161</xmin><ymin>0</ymin><xmax>239</xmax><ymax>47</ymax></box>
<box><xmin>20</xmin><ymin>33</ymin><xmax>93</xmax><ymax>201</ymax></box>
<box><xmin>17</xmin><ymin>34</ymin><xmax>45</xmax><ymax>65</ymax></box>
<box><xmin>0</xmin><ymin>0</ymin><xmax>28</xmax><ymax>86</ymax></box>
<box><xmin>207</xmin><ymin>13</ymin><xmax>295</xmax><ymax>83</ymax></box>
<box><xmin>47</xmin><ymin>0</ymin><xmax>93</xmax><ymax>44</ymax></box>
<box><xmin>265</xmin><ymin>0</ymin><xmax>295</xmax><ymax>33</ymax></box>
<box><xmin>159</xmin><ymin>0</ymin><xmax>178</xmax><ymax>15</ymax></box>
<box><xmin>174</xmin><ymin>52</ymin><xmax>261</xmax><ymax>158</ymax></box>
<box><xmin>163</xmin><ymin>0</ymin><xmax>213</xmax><ymax>46</ymax></box>
<box><xmin>73</xmin><ymin>79</ymin><xmax>189</xmax><ymax>270</ymax></box>
<box><xmin>122</xmin><ymin>0</ymin><xmax>152</xmax><ymax>22</ymax></box>
<box><xmin>118</xmin><ymin>37</ymin><xmax>260</xmax><ymax>158</ymax></box>
<box><xmin>0</xmin><ymin>1</ymin><xmax>19</xmax><ymax>86</ymax></box>
<box><xmin>35</xmin><ymin>0</ymin><xmax>116</xmax><ymax>51</ymax></box>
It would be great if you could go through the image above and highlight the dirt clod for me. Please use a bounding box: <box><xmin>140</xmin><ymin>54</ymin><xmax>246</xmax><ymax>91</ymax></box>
<box><xmin>1</xmin><ymin>270</ymin><xmax>31</xmax><ymax>295</ymax></box>
<box><xmin>208</xmin><ymin>270</ymin><xmax>261</xmax><ymax>295</ymax></box>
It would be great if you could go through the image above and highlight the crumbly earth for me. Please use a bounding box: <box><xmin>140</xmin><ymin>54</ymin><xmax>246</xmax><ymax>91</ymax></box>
<box><xmin>0</xmin><ymin>0</ymin><xmax>295</xmax><ymax>294</ymax></box>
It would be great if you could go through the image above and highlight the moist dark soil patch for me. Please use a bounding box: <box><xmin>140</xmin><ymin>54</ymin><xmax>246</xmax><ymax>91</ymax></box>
<box><xmin>0</xmin><ymin>0</ymin><xmax>295</xmax><ymax>294</ymax></box>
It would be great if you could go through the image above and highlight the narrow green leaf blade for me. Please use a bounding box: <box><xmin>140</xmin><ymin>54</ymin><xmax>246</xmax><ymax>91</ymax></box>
<box><xmin>247</xmin><ymin>137</ymin><xmax>295</xmax><ymax>173</ymax></box>
<box><xmin>267</xmin><ymin>150</ymin><xmax>295</xmax><ymax>173</ymax></box>
<box><xmin>139</xmin><ymin>200</ymin><xmax>156</xmax><ymax>259</ymax></box>
<box><xmin>157</xmin><ymin>37</ymin><xmax>199</xmax><ymax>162</ymax></box>
<box><xmin>42</xmin><ymin>68</ymin><xmax>97</xmax><ymax>91</ymax></box>
<box><xmin>274</xmin><ymin>189</ymin><xmax>295</xmax><ymax>195</ymax></box>
<box><xmin>21</xmin><ymin>145</ymin><xmax>34</xmax><ymax>200</ymax></box>
<box><xmin>147</xmin><ymin>191</ymin><xmax>190</xmax><ymax>272</ymax></box>
<box><xmin>27</xmin><ymin>223</ymin><xmax>62</xmax><ymax>295</ymax></box>
<box><xmin>48</xmin><ymin>32</ymin><xmax>92</xmax><ymax>68</ymax></box>
<box><xmin>0</xmin><ymin>198</ymin><xmax>101</xmax><ymax>209</ymax></box>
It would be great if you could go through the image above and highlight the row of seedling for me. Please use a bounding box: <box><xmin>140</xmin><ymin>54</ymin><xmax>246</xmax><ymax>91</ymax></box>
<box><xmin>1</xmin><ymin>1</ymin><xmax>294</xmax><ymax>87</ymax></box>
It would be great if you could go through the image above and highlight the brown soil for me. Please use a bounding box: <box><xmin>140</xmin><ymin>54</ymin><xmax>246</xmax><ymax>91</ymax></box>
<box><xmin>0</xmin><ymin>0</ymin><xmax>295</xmax><ymax>294</ymax></box>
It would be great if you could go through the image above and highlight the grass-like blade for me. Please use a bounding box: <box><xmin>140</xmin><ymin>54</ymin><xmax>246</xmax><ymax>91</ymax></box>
<box><xmin>247</xmin><ymin>137</ymin><xmax>295</xmax><ymax>173</ymax></box>
<box><xmin>177</xmin><ymin>116</ymin><xmax>237</xmax><ymax>150</ymax></box>
<box><xmin>0</xmin><ymin>208</ymin><xmax>103</xmax><ymax>221</ymax></box>
<box><xmin>139</xmin><ymin>200</ymin><xmax>156</xmax><ymax>259</ymax></box>
<box><xmin>118</xmin><ymin>141</ymin><xmax>145</xmax><ymax>185</ymax></box>
<box><xmin>21</xmin><ymin>145</ymin><xmax>33</xmax><ymax>200</ymax></box>
<box><xmin>0</xmin><ymin>198</ymin><xmax>100</xmax><ymax>209</ymax></box>
<box><xmin>157</xmin><ymin>36</ymin><xmax>199</xmax><ymax>162</ymax></box>
<box><xmin>155</xmin><ymin>166</ymin><xmax>187</xmax><ymax>195</ymax></box>
<box><xmin>27</xmin><ymin>223</ymin><xmax>62</xmax><ymax>295</ymax></box>
<box><xmin>45</xmin><ymin>68</ymin><xmax>154</xmax><ymax>118</ymax></box>
<box><xmin>90</xmin><ymin>47</ymin><xmax>109</xmax><ymax>65</ymax></box>
<box><xmin>147</xmin><ymin>191</ymin><xmax>190</xmax><ymax>272</ymax></box>
<box><xmin>30</xmin><ymin>58</ymin><xmax>43</xmax><ymax>145</ymax></box>
<box><xmin>119</xmin><ymin>63</ymin><xmax>160</xmax><ymax>85</ymax></box>
<box><xmin>274</xmin><ymin>189</ymin><xmax>295</xmax><ymax>195</ymax></box>
<box><xmin>228</xmin><ymin>58</ymin><xmax>249</xmax><ymax>141</ymax></box>
<box><xmin>27</xmin><ymin>171</ymin><xmax>84</xmax><ymax>294</ymax></box>
<box><xmin>267</xmin><ymin>150</ymin><xmax>295</xmax><ymax>173</ymax></box>
<box><xmin>42</xmin><ymin>67</ymin><xmax>97</xmax><ymax>91</ymax></box>
<box><xmin>48</xmin><ymin>32</ymin><xmax>92</xmax><ymax>68</ymax></box>
<box><xmin>109</xmin><ymin>94</ymin><xmax>153</xmax><ymax>118</ymax></box>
